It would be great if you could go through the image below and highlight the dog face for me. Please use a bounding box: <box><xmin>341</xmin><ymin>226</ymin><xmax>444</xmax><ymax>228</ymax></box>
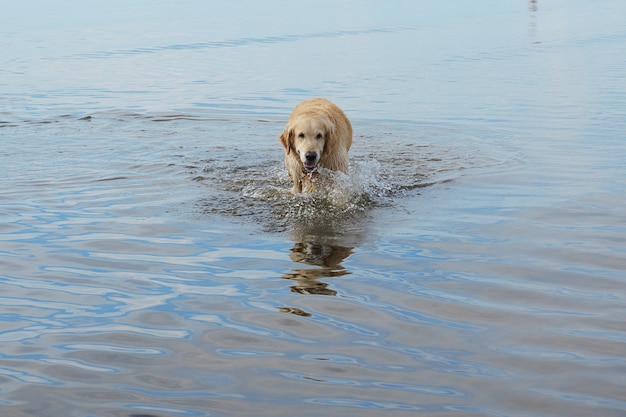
<box><xmin>280</xmin><ymin>116</ymin><xmax>334</xmax><ymax>172</ymax></box>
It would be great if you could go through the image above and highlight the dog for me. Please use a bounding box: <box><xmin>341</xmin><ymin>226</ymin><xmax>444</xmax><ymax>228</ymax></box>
<box><xmin>279</xmin><ymin>98</ymin><xmax>352</xmax><ymax>193</ymax></box>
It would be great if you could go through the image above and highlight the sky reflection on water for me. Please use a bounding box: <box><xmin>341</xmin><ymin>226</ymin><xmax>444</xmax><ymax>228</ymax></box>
<box><xmin>1</xmin><ymin>1</ymin><xmax>626</xmax><ymax>416</ymax></box>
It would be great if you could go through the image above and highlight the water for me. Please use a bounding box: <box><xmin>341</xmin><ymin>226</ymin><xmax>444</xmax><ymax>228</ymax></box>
<box><xmin>1</xmin><ymin>1</ymin><xmax>626</xmax><ymax>416</ymax></box>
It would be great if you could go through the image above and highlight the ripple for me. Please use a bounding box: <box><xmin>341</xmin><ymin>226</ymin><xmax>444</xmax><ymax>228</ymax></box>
<box><xmin>305</xmin><ymin>397</ymin><xmax>425</xmax><ymax>411</ymax></box>
<box><xmin>54</xmin><ymin>26</ymin><xmax>418</xmax><ymax>61</ymax></box>
<box><xmin>193</xmin><ymin>121</ymin><xmax>522</xmax><ymax>236</ymax></box>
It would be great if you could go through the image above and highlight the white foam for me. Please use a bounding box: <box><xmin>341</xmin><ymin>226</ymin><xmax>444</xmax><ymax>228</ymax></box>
<box><xmin>239</xmin><ymin>159</ymin><xmax>394</xmax><ymax>231</ymax></box>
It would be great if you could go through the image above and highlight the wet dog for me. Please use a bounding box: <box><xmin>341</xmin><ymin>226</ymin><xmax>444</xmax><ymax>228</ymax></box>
<box><xmin>279</xmin><ymin>98</ymin><xmax>352</xmax><ymax>193</ymax></box>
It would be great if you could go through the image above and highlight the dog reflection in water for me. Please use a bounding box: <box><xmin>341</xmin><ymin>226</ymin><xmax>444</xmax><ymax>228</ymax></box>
<box><xmin>281</xmin><ymin>241</ymin><xmax>353</xmax><ymax>296</ymax></box>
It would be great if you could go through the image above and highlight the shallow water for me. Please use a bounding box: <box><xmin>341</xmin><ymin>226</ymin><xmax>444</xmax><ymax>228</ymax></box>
<box><xmin>2</xmin><ymin>1</ymin><xmax>626</xmax><ymax>416</ymax></box>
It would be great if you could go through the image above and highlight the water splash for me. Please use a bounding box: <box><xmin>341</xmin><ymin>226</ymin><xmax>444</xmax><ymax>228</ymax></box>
<box><xmin>239</xmin><ymin>160</ymin><xmax>394</xmax><ymax>232</ymax></box>
<box><xmin>193</xmin><ymin>122</ymin><xmax>521</xmax><ymax>234</ymax></box>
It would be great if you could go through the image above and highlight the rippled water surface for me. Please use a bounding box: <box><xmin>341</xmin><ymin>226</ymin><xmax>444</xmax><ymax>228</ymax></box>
<box><xmin>2</xmin><ymin>1</ymin><xmax>626</xmax><ymax>416</ymax></box>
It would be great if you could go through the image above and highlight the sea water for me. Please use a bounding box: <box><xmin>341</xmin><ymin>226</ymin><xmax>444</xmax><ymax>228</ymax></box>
<box><xmin>1</xmin><ymin>1</ymin><xmax>625</xmax><ymax>416</ymax></box>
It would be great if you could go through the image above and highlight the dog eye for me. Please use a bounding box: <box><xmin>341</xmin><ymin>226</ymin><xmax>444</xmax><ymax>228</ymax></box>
<box><xmin>316</xmin><ymin>133</ymin><xmax>323</xmax><ymax>139</ymax></box>
<box><xmin>298</xmin><ymin>132</ymin><xmax>305</xmax><ymax>139</ymax></box>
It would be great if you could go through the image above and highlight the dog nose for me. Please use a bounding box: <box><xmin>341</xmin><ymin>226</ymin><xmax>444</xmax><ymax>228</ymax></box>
<box><xmin>305</xmin><ymin>151</ymin><xmax>317</xmax><ymax>162</ymax></box>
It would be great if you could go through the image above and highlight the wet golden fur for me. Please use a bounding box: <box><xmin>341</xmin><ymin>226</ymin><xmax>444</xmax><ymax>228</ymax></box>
<box><xmin>279</xmin><ymin>98</ymin><xmax>352</xmax><ymax>193</ymax></box>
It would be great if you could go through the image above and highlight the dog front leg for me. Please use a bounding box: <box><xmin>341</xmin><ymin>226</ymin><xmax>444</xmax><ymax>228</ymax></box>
<box><xmin>291</xmin><ymin>178</ymin><xmax>302</xmax><ymax>193</ymax></box>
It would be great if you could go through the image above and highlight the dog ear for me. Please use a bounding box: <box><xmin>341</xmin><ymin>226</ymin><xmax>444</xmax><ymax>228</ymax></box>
<box><xmin>321</xmin><ymin>119</ymin><xmax>337</xmax><ymax>157</ymax></box>
<box><xmin>279</xmin><ymin>125</ymin><xmax>293</xmax><ymax>155</ymax></box>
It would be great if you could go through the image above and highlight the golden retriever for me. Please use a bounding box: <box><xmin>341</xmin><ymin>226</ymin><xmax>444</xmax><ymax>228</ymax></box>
<box><xmin>279</xmin><ymin>98</ymin><xmax>352</xmax><ymax>193</ymax></box>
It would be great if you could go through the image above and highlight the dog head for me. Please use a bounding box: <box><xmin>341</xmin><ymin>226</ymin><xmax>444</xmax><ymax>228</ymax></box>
<box><xmin>279</xmin><ymin>115</ymin><xmax>336</xmax><ymax>172</ymax></box>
